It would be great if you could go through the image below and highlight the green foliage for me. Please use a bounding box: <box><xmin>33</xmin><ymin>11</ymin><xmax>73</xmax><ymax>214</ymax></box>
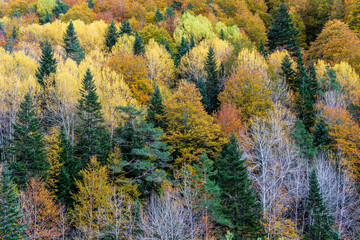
<box><xmin>267</xmin><ymin>3</ymin><xmax>298</xmax><ymax>54</ymax></box>
<box><xmin>259</xmin><ymin>39</ymin><xmax>267</xmax><ymax>57</ymax></box>
<box><xmin>63</xmin><ymin>21</ymin><xmax>85</xmax><ymax>64</ymax></box>
<box><xmin>187</xmin><ymin>1</ymin><xmax>193</xmax><ymax>10</ymax></box>
<box><xmin>146</xmin><ymin>85</ymin><xmax>167</xmax><ymax>130</ymax></box>
<box><xmin>305</xmin><ymin>169</ymin><xmax>339</xmax><ymax>240</ymax></box>
<box><xmin>11</xmin><ymin>26</ymin><xmax>17</xmax><ymax>40</ymax></box>
<box><xmin>113</xmin><ymin>106</ymin><xmax>171</xmax><ymax>197</ymax></box>
<box><xmin>87</xmin><ymin>0</ymin><xmax>95</xmax><ymax>9</ymax></box>
<box><xmin>9</xmin><ymin>93</ymin><xmax>48</xmax><ymax>188</ymax></box>
<box><xmin>220</xmin><ymin>29</ymin><xmax>225</xmax><ymax>40</ymax></box>
<box><xmin>292</xmin><ymin>119</ymin><xmax>316</xmax><ymax>160</ymax></box>
<box><xmin>105</xmin><ymin>21</ymin><xmax>119</xmax><ymax>52</ymax></box>
<box><xmin>204</xmin><ymin>47</ymin><xmax>220</xmax><ymax>114</ymax></box>
<box><xmin>154</xmin><ymin>9</ymin><xmax>164</xmax><ymax>23</ymax></box>
<box><xmin>120</xmin><ymin>20</ymin><xmax>132</xmax><ymax>35</ymax></box>
<box><xmin>0</xmin><ymin>165</ymin><xmax>25</xmax><ymax>239</ymax></box>
<box><xmin>215</xmin><ymin>134</ymin><xmax>264</xmax><ymax>239</ymax></box>
<box><xmin>349</xmin><ymin>97</ymin><xmax>360</xmax><ymax>124</ymax></box>
<box><xmin>313</xmin><ymin>118</ymin><xmax>332</xmax><ymax>149</ymax></box>
<box><xmin>176</xmin><ymin>36</ymin><xmax>190</xmax><ymax>66</ymax></box>
<box><xmin>75</xmin><ymin>69</ymin><xmax>110</xmax><ymax>166</ymax></box>
<box><xmin>35</xmin><ymin>40</ymin><xmax>57</xmax><ymax>88</ymax></box>
<box><xmin>133</xmin><ymin>32</ymin><xmax>145</xmax><ymax>55</ymax></box>
<box><xmin>43</xmin><ymin>11</ymin><xmax>52</xmax><ymax>24</ymax></box>
<box><xmin>53</xmin><ymin>0</ymin><xmax>70</xmax><ymax>18</ymax></box>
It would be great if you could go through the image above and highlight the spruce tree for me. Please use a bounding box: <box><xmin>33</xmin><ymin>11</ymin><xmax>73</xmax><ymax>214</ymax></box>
<box><xmin>146</xmin><ymin>85</ymin><xmax>167</xmax><ymax>129</ymax></box>
<box><xmin>220</xmin><ymin>29</ymin><xmax>225</xmax><ymax>40</ymax></box>
<box><xmin>176</xmin><ymin>36</ymin><xmax>190</xmax><ymax>66</ymax></box>
<box><xmin>166</xmin><ymin>6</ymin><xmax>175</xmax><ymax>19</ymax></box>
<box><xmin>187</xmin><ymin>1</ymin><xmax>193</xmax><ymax>10</ymax></box>
<box><xmin>105</xmin><ymin>21</ymin><xmax>119</xmax><ymax>52</ymax></box>
<box><xmin>113</xmin><ymin>106</ymin><xmax>171</xmax><ymax>196</ymax></box>
<box><xmin>216</xmin><ymin>134</ymin><xmax>264</xmax><ymax>239</ymax></box>
<box><xmin>35</xmin><ymin>40</ymin><xmax>57</xmax><ymax>88</ymax></box>
<box><xmin>53</xmin><ymin>0</ymin><xmax>70</xmax><ymax>18</ymax></box>
<box><xmin>133</xmin><ymin>32</ymin><xmax>145</xmax><ymax>55</ymax></box>
<box><xmin>75</xmin><ymin>69</ymin><xmax>110</xmax><ymax>166</ymax></box>
<box><xmin>63</xmin><ymin>21</ymin><xmax>85</xmax><ymax>64</ymax></box>
<box><xmin>259</xmin><ymin>39</ymin><xmax>267</xmax><ymax>57</ymax></box>
<box><xmin>0</xmin><ymin>165</ymin><xmax>25</xmax><ymax>239</ymax></box>
<box><xmin>190</xmin><ymin>35</ymin><xmax>195</xmax><ymax>49</ymax></box>
<box><xmin>44</xmin><ymin>11</ymin><xmax>52</xmax><ymax>24</ymax></box>
<box><xmin>11</xmin><ymin>26</ymin><xmax>17</xmax><ymax>40</ymax></box>
<box><xmin>308</xmin><ymin>61</ymin><xmax>320</xmax><ymax>103</ymax></box>
<box><xmin>9</xmin><ymin>93</ymin><xmax>48</xmax><ymax>187</ymax></box>
<box><xmin>204</xmin><ymin>47</ymin><xmax>220</xmax><ymax>114</ymax></box>
<box><xmin>313</xmin><ymin>118</ymin><xmax>332</xmax><ymax>149</ymax></box>
<box><xmin>305</xmin><ymin>169</ymin><xmax>339</xmax><ymax>240</ymax></box>
<box><xmin>292</xmin><ymin>119</ymin><xmax>316</xmax><ymax>160</ymax></box>
<box><xmin>267</xmin><ymin>3</ymin><xmax>299</xmax><ymax>54</ymax></box>
<box><xmin>120</xmin><ymin>20</ymin><xmax>132</xmax><ymax>35</ymax></box>
<box><xmin>154</xmin><ymin>8</ymin><xmax>164</xmax><ymax>23</ymax></box>
<box><xmin>281</xmin><ymin>55</ymin><xmax>297</xmax><ymax>92</ymax></box>
<box><xmin>87</xmin><ymin>0</ymin><xmax>95</xmax><ymax>9</ymax></box>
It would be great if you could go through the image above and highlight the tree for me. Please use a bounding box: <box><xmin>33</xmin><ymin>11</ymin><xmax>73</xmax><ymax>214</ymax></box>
<box><xmin>215</xmin><ymin>134</ymin><xmax>264</xmax><ymax>238</ymax></box>
<box><xmin>113</xmin><ymin>106</ymin><xmax>171</xmax><ymax>196</ymax></box>
<box><xmin>305</xmin><ymin>169</ymin><xmax>339</xmax><ymax>240</ymax></box>
<box><xmin>133</xmin><ymin>32</ymin><xmax>145</xmax><ymax>55</ymax></box>
<box><xmin>9</xmin><ymin>93</ymin><xmax>48</xmax><ymax>188</ymax></box>
<box><xmin>176</xmin><ymin>36</ymin><xmax>190</xmax><ymax>66</ymax></box>
<box><xmin>313</xmin><ymin>118</ymin><xmax>332</xmax><ymax>149</ymax></box>
<box><xmin>87</xmin><ymin>0</ymin><xmax>95</xmax><ymax>9</ymax></box>
<box><xmin>292</xmin><ymin>119</ymin><xmax>316</xmax><ymax>160</ymax></box>
<box><xmin>120</xmin><ymin>20</ymin><xmax>132</xmax><ymax>35</ymax></box>
<box><xmin>105</xmin><ymin>21</ymin><xmax>119</xmax><ymax>52</ymax></box>
<box><xmin>53</xmin><ymin>0</ymin><xmax>70</xmax><ymax>18</ymax></box>
<box><xmin>0</xmin><ymin>166</ymin><xmax>25</xmax><ymax>239</ymax></box>
<box><xmin>43</xmin><ymin>11</ymin><xmax>52</xmax><ymax>24</ymax></box>
<box><xmin>63</xmin><ymin>21</ymin><xmax>85</xmax><ymax>64</ymax></box>
<box><xmin>35</xmin><ymin>40</ymin><xmax>57</xmax><ymax>88</ymax></box>
<box><xmin>281</xmin><ymin>54</ymin><xmax>297</xmax><ymax>92</ymax></box>
<box><xmin>204</xmin><ymin>47</ymin><xmax>220</xmax><ymax>114</ymax></box>
<box><xmin>267</xmin><ymin>3</ymin><xmax>298</xmax><ymax>54</ymax></box>
<box><xmin>75</xmin><ymin>69</ymin><xmax>110</xmax><ymax>166</ymax></box>
<box><xmin>154</xmin><ymin>8</ymin><xmax>164</xmax><ymax>23</ymax></box>
<box><xmin>146</xmin><ymin>85</ymin><xmax>167</xmax><ymax>129</ymax></box>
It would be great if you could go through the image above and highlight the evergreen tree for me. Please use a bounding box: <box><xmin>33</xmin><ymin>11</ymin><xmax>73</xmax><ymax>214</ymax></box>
<box><xmin>53</xmin><ymin>0</ymin><xmax>70</xmax><ymax>18</ymax></box>
<box><xmin>190</xmin><ymin>35</ymin><xmax>195</xmax><ymax>49</ymax></box>
<box><xmin>176</xmin><ymin>36</ymin><xmax>190</xmax><ymax>66</ymax></box>
<box><xmin>0</xmin><ymin>165</ymin><xmax>25</xmax><ymax>239</ymax></box>
<box><xmin>215</xmin><ymin>134</ymin><xmax>264</xmax><ymax>239</ymax></box>
<box><xmin>204</xmin><ymin>47</ymin><xmax>220</xmax><ymax>114</ymax></box>
<box><xmin>349</xmin><ymin>96</ymin><xmax>360</xmax><ymax>124</ymax></box>
<box><xmin>308</xmin><ymin>61</ymin><xmax>320</xmax><ymax>103</ymax></box>
<box><xmin>43</xmin><ymin>11</ymin><xmax>52</xmax><ymax>24</ymax></box>
<box><xmin>35</xmin><ymin>40</ymin><xmax>57</xmax><ymax>88</ymax></box>
<box><xmin>154</xmin><ymin>8</ymin><xmax>164</xmax><ymax>23</ymax></box>
<box><xmin>87</xmin><ymin>0</ymin><xmax>95</xmax><ymax>9</ymax></box>
<box><xmin>320</xmin><ymin>66</ymin><xmax>340</xmax><ymax>94</ymax></box>
<box><xmin>113</xmin><ymin>106</ymin><xmax>171</xmax><ymax>196</ymax></box>
<box><xmin>166</xmin><ymin>6</ymin><xmax>175</xmax><ymax>19</ymax></box>
<box><xmin>220</xmin><ymin>29</ymin><xmax>225</xmax><ymax>40</ymax></box>
<box><xmin>313</xmin><ymin>118</ymin><xmax>332</xmax><ymax>149</ymax></box>
<box><xmin>146</xmin><ymin>85</ymin><xmax>167</xmax><ymax>129</ymax></box>
<box><xmin>9</xmin><ymin>93</ymin><xmax>48</xmax><ymax>187</ymax></box>
<box><xmin>119</xmin><ymin>20</ymin><xmax>132</xmax><ymax>35</ymax></box>
<box><xmin>305</xmin><ymin>169</ymin><xmax>339</xmax><ymax>240</ymax></box>
<box><xmin>133</xmin><ymin>32</ymin><xmax>145</xmax><ymax>55</ymax></box>
<box><xmin>105</xmin><ymin>21</ymin><xmax>119</xmax><ymax>52</ymax></box>
<box><xmin>63</xmin><ymin>21</ymin><xmax>85</xmax><ymax>64</ymax></box>
<box><xmin>292</xmin><ymin>119</ymin><xmax>316</xmax><ymax>160</ymax></box>
<box><xmin>259</xmin><ymin>39</ymin><xmax>267</xmax><ymax>57</ymax></box>
<box><xmin>75</xmin><ymin>69</ymin><xmax>110</xmax><ymax>166</ymax></box>
<box><xmin>267</xmin><ymin>3</ymin><xmax>299</xmax><ymax>54</ymax></box>
<box><xmin>11</xmin><ymin>26</ymin><xmax>17</xmax><ymax>40</ymax></box>
<box><xmin>281</xmin><ymin>55</ymin><xmax>297</xmax><ymax>92</ymax></box>
<box><xmin>187</xmin><ymin>1</ymin><xmax>193</xmax><ymax>10</ymax></box>
<box><xmin>172</xmin><ymin>0</ymin><xmax>183</xmax><ymax>11</ymax></box>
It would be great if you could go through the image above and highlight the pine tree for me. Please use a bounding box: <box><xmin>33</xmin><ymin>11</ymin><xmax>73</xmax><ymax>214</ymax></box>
<box><xmin>305</xmin><ymin>169</ymin><xmax>339</xmax><ymax>240</ymax></box>
<box><xmin>44</xmin><ymin>11</ymin><xmax>52</xmax><ymax>24</ymax></box>
<box><xmin>267</xmin><ymin>3</ymin><xmax>299</xmax><ymax>54</ymax></box>
<box><xmin>133</xmin><ymin>32</ymin><xmax>145</xmax><ymax>55</ymax></box>
<box><xmin>146</xmin><ymin>85</ymin><xmax>167</xmax><ymax>129</ymax></box>
<box><xmin>53</xmin><ymin>0</ymin><xmax>70</xmax><ymax>18</ymax></box>
<box><xmin>215</xmin><ymin>134</ymin><xmax>264</xmax><ymax>239</ymax></box>
<box><xmin>114</xmin><ymin>106</ymin><xmax>171</xmax><ymax>196</ymax></box>
<box><xmin>105</xmin><ymin>21</ymin><xmax>119</xmax><ymax>52</ymax></box>
<box><xmin>176</xmin><ymin>36</ymin><xmax>190</xmax><ymax>66</ymax></box>
<box><xmin>220</xmin><ymin>29</ymin><xmax>225</xmax><ymax>40</ymax></box>
<box><xmin>154</xmin><ymin>8</ymin><xmax>164</xmax><ymax>23</ymax></box>
<box><xmin>292</xmin><ymin>119</ymin><xmax>316</xmax><ymax>160</ymax></box>
<box><xmin>87</xmin><ymin>0</ymin><xmax>95</xmax><ymax>9</ymax></box>
<box><xmin>313</xmin><ymin>118</ymin><xmax>332</xmax><ymax>149</ymax></box>
<box><xmin>119</xmin><ymin>20</ymin><xmax>132</xmax><ymax>35</ymax></box>
<box><xmin>63</xmin><ymin>21</ymin><xmax>85</xmax><ymax>64</ymax></box>
<box><xmin>281</xmin><ymin>55</ymin><xmax>297</xmax><ymax>92</ymax></box>
<box><xmin>75</xmin><ymin>69</ymin><xmax>110</xmax><ymax>167</ymax></box>
<box><xmin>308</xmin><ymin>61</ymin><xmax>320</xmax><ymax>103</ymax></box>
<box><xmin>35</xmin><ymin>40</ymin><xmax>57</xmax><ymax>88</ymax></box>
<box><xmin>10</xmin><ymin>93</ymin><xmax>48</xmax><ymax>188</ymax></box>
<box><xmin>204</xmin><ymin>47</ymin><xmax>220</xmax><ymax>114</ymax></box>
<box><xmin>0</xmin><ymin>165</ymin><xmax>25</xmax><ymax>239</ymax></box>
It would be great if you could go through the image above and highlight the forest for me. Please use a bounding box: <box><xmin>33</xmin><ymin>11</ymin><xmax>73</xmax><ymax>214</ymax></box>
<box><xmin>0</xmin><ymin>0</ymin><xmax>360</xmax><ymax>239</ymax></box>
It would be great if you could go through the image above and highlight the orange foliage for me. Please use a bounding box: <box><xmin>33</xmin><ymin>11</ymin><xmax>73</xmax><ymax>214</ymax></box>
<box><xmin>94</xmin><ymin>0</ymin><xmax>128</xmax><ymax>22</ymax></box>
<box><xmin>214</xmin><ymin>102</ymin><xmax>245</xmax><ymax>137</ymax></box>
<box><xmin>62</xmin><ymin>2</ymin><xmax>97</xmax><ymax>24</ymax></box>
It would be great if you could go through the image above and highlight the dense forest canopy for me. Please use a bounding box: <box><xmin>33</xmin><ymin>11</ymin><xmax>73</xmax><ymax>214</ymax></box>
<box><xmin>0</xmin><ymin>0</ymin><xmax>360</xmax><ymax>239</ymax></box>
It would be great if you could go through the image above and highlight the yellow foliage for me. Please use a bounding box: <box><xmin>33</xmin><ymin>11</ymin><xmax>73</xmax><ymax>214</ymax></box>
<box><xmin>267</xmin><ymin>49</ymin><xmax>294</xmax><ymax>78</ymax></box>
<box><xmin>61</xmin><ymin>2</ymin><xmax>97</xmax><ymax>24</ymax></box>
<box><xmin>236</xmin><ymin>47</ymin><xmax>269</xmax><ymax>79</ymax></box>
<box><xmin>111</xmin><ymin>34</ymin><xmax>135</xmax><ymax>55</ymax></box>
<box><xmin>36</xmin><ymin>0</ymin><xmax>57</xmax><ymax>18</ymax></box>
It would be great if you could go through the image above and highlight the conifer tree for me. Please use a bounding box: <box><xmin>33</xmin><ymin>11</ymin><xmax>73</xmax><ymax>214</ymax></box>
<box><xmin>0</xmin><ymin>166</ymin><xmax>25</xmax><ymax>239</ymax></box>
<box><xmin>313</xmin><ymin>118</ymin><xmax>332</xmax><ymax>149</ymax></box>
<box><xmin>114</xmin><ymin>106</ymin><xmax>171</xmax><ymax>196</ymax></box>
<box><xmin>133</xmin><ymin>32</ymin><xmax>145</xmax><ymax>55</ymax></box>
<box><xmin>63</xmin><ymin>21</ymin><xmax>85</xmax><ymax>64</ymax></box>
<box><xmin>190</xmin><ymin>35</ymin><xmax>195</xmax><ymax>49</ymax></box>
<box><xmin>349</xmin><ymin>97</ymin><xmax>360</xmax><ymax>124</ymax></box>
<box><xmin>267</xmin><ymin>3</ymin><xmax>299</xmax><ymax>54</ymax></box>
<box><xmin>10</xmin><ymin>93</ymin><xmax>48</xmax><ymax>187</ymax></box>
<box><xmin>35</xmin><ymin>40</ymin><xmax>57</xmax><ymax>88</ymax></box>
<box><xmin>220</xmin><ymin>29</ymin><xmax>225</xmax><ymax>40</ymax></box>
<box><xmin>53</xmin><ymin>0</ymin><xmax>70</xmax><ymax>18</ymax></box>
<box><xmin>176</xmin><ymin>36</ymin><xmax>190</xmax><ymax>66</ymax></box>
<box><xmin>87</xmin><ymin>0</ymin><xmax>95</xmax><ymax>9</ymax></box>
<box><xmin>146</xmin><ymin>85</ymin><xmax>167</xmax><ymax>129</ymax></box>
<box><xmin>119</xmin><ymin>20</ymin><xmax>132</xmax><ymax>35</ymax></box>
<box><xmin>292</xmin><ymin>119</ymin><xmax>316</xmax><ymax>160</ymax></box>
<box><xmin>259</xmin><ymin>39</ymin><xmax>267</xmax><ymax>57</ymax></box>
<box><xmin>187</xmin><ymin>1</ymin><xmax>193</xmax><ymax>10</ymax></box>
<box><xmin>154</xmin><ymin>9</ymin><xmax>164</xmax><ymax>23</ymax></box>
<box><xmin>75</xmin><ymin>69</ymin><xmax>110</xmax><ymax>167</ymax></box>
<box><xmin>308</xmin><ymin>61</ymin><xmax>320</xmax><ymax>103</ymax></box>
<box><xmin>11</xmin><ymin>26</ymin><xmax>17</xmax><ymax>40</ymax></box>
<box><xmin>215</xmin><ymin>134</ymin><xmax>264</xmax><ymax>239</ymax></box>
<box><xmin>166</xmin><ymin>6</ymin><xmax>175</xmax><ymax>18</ymax></box>
<box><xmin>305</xmin><ymin>169</ymin><xmax>339</xmax><ymax>240</ymax></box>
<box><xmin>43</xmin><ymin>11</ymin><xmax>52</xmax><ymax>24</ymax></box>
<box><xmin>204</xmin><ymin>47</ymin><xmax>220</xmax><ymax>114</ymax></box>
<box><xmin>105</xmin><ymin>21</ymin><xmax>119</xmax><ymax>52</ymax></box>
<box><xmin>281</xmin><ymin>55</ymin><xmax>297</xmax><ymax>92</ymax></box>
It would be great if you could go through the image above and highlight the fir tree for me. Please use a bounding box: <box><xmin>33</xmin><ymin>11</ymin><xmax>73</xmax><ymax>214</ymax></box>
<box><xmin>75</xmin><ymin>69</ymin><xmax>110</xmax><ymax>166</ymax></box>
<box><xmin>259</xmin><ymin>39</ymin><xmax>267</xmax><ymax>57</ymax></box>
<box><xmin>292</xmin><ymin>119</ymin><xmax>316</xmax><ymax>160</ymax></box>
<box><xmin>9</xmin><ymin>93</ymin><xmax>48</xmax><ymax>187</ymax></box>
<box><xmin>281</xmin><ymin>55</ymin><xmax>297</xmax><ymax>92</ymax></box>
<box><xmin>154</xmin><ymin>9</ymin><xmax>164</xmax><ymax>23</ymax></box>
<box><xmin>44</xmin><ymin>11</ymin><xmax>52</xmax><ymax>24</ymax></box>
<box><xmin>63</xmin><ymin>21</ymin><xmax>85</xmax><ymax>64</ymax></box>
<box><xmin>11</xmin><ymin>26</ymin><xmax>17</xmax><ymax>40</ymax></box>
<box><xmin>305</xmin><ymin>169</ymin><xmax>339</xmax><ymax>240</ymax></box>
<box><xmin>220</xmin><ymin>29</ymin><xmax>225</xmax><ymax>40</ymax></box>
<box><xmin>0</xmin><ymin>165</ymin><xmax>25</xmax><ymax>240</ymax></box>
<box><xmin>187</xmin><ymin>1</ymin><xmax>193</xmax><ymax>10</ymax></box>
<box><xmin>267</xmin><ymin>3</ymin><xmax>299</xmax><ymax>54</ymax></box>
<box><xmin>190</xmin><ymin>35</ymin><xmax>195</xmax><ymax>49</ymax></box>
<box><xmin>166</xmin><ymin>6</ymin><xmax>175</xmax><ymax>19</ymax></box>
<box><xmin>204</xmin><ymin>47</ymin><xmax>220</xmax><ymax>114</ymax></box>
<box><xmin>53</xmin><ymin>0</ymin><xmax>70</xmax><ymax>18</ymax></box>
<box><xmin>146</xmin><ymin>85</ymin><xmax>167</xmax><ymax>129</ymax></box>
<box><xmin>176</xmin><ymin>36</ymin><xmax>190</xmax><ymax>66</ymax></box>
<box><xmin>320</xmin><ymin>66</ymin><xmax>340</xmax><ymax>94</ymax></box>
<box><xmin>215</xmin><ymin>134</ymin><xmax>264</xmax><ymax>239</ymax></box>
<box><xmin>172</xmin><ymin>0</ymin><xmax>183</xmax><ymax>11</ymax></box>
<box><xmin>105</xmin><ymin>21</ymin><xmax>119</xmax><ymax>52</ymax></box>
<box><xmin>87</xmin><ymin>0</ymin><xmax>95</xmax><ymax>9</ymax></box>
<box><xmin>133</xmin><ymin>32</ymin><xmax>145</xmax><ymax>55</ymax></box>
<box><xmin>120</xmin><ymin>20</ymin><xmax>132</xmax><ymax>35</ymax></box>
<box><xmin>308</xmin><ymin>61</ymin><xmax>320</xmax><ymax>103</ymax></box>
<box><xmin>35</xmin><ymin>40</ymin><xmax>57</xmax><ymax>88</ymax></box>
<box><xmin>114</xmin><ymin>106</ymin><xmax>171</xmax><ymax>196</ymax></box>
<box><xmin>313</xmin><ymin>118</ymin><xmax>332</xmax><ymax>149</ymax></box>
